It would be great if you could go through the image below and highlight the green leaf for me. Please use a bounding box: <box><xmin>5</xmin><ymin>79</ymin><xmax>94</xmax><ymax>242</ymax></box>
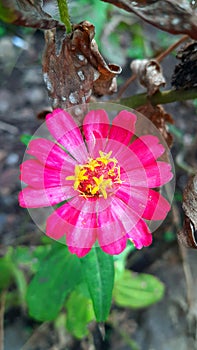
<box><xmin>12</xmin><ymin>267</ymin><xmax>27</xmax><ymax>306</ymax></box>
<box><xmin>20</xmin><ymin>134</ymin><xmax>39</xmax><ymax>146</ymax></box>
<box><xmin>0</xmin><ymin>3</ymin><xmax>17</xmax><ymax>23</ymax></box>
<box><xmin>113</xmin><ymin>270</ymin><xmax>165</xmax><ymax>309</ymax></box>
<box><xmin>12</xmin><ymin>246</ymin><xmax>33</xmax><ymax>265</ymax></box>
<box><xmin>0</xmin><ymin>257</ymin><xmax>13</xmax><ymax>291</ymax></box>
<box><xmin>80</xmin><ymin>247</ymin><xmax>114</xmax><ymax>322</ymax></box>
<box><xmin>113</xmin><ymin>243</ymin><xmax>135</xmax><ymax>280</ymax></box>
<box><xmin>27</xmin><ymin>245</ymin><xmax>83</xmax><ymax>321</ymax></box>
<box><xmin>0</xmin><ymin>248</ymin><xmax>28</xmax><ymax>302</ymax></box>
<box><xmin>65</xmin><ymin>287</ymin><xmax>95</xmax><ymax>339</ymax></box>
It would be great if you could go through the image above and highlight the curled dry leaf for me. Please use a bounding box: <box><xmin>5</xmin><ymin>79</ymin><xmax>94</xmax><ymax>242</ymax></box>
<box><xmin>178</xmin><ymin>175</ymin><xmax>197</xmax><ymax>248</ymax></box>
<box><xmin>42</xmin><ymin>21</ymin><xmax>121</xmax><ymax>113</ymax></box>
<box><xmin>137</xmin><ymin>104</ymin><xmax>173</xmax><ymax>147</ymax></box>
<box><xmin>101</xmin><ymin>0</ymin><xmax>197</xmax><ymax>39</ymax></box>
<box><xmin>171</xmin><ymin>41</ymin><xmax>197</xmax><ymax>89</ymax></box>
<box><xmin>0</xmin><ymin>0</ymin><xmax>62</xmax><ymax>29</ymax></box>
<box><xmin>131</xmin><ymin>59</ymin><xmax>166</xmax><ymax>96</ymax></box>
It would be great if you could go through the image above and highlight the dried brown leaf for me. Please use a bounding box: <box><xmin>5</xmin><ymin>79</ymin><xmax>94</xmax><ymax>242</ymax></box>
<box><xmin>131</xmin><ymin>59</ymin><xmax>166</xmax><ymax>96</ymax></box>
<box><xmin>137</xmin><ymin>104</ymin><xmax>173</xmax><ymax>147</ymax></box>
<box><xmin>1</xmin><ymin>0</ymin><xmax>62</xmax><ymax>29</ymax></box>
<box><xmin>101</xmin><ymin>0</ymin><xmax>197</xmax><ymax>39</ymax></box>
<box><xmin>178</xmin><ymin>175</ymin><xmax>197</xmax><ymax>248</ymax></box>
<box><xmin>171</xmin><ymin>41</ymin><xmax>197</xmax><ymax>89</ymax></box>
<box><xmin>42</xmin><ymin>21</ymin><xmax>121</xmax><ymax>112</ymax></box>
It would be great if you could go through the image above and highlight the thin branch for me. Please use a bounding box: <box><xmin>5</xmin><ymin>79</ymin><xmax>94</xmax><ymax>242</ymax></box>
<box><xmin>156</xmin><ymin>35</ymin><xmax>189</xmax><ymax>63</ymax></box>
<box><xmin>117</xmin><ymin>35</ymin><xmax>189</xmax><ymax>99</ymax></box>
<box><xmin>0</xmin><ymin>291</ymin><xmax>6</xmax><ymax>350</ymax></box>
<box><xmin>117</xmin><ymin>73</ymin><xmax>137</xmax><ymax>99</ymax></box>
<box><xmin>118</xmin><ymin>88</ymin><xmax>197</xmax><ymax>109</ymax></box>
<box><xmin>57</xmin><ymin>0</ymin><xmax>72</xmax><ymax>33</ymax></box>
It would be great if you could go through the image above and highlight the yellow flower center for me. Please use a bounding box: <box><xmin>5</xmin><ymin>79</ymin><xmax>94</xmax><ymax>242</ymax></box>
<box><xmin>66</xmin><ymin>151</ymin><xmax>122</xmax><ymax>199</ymax></box>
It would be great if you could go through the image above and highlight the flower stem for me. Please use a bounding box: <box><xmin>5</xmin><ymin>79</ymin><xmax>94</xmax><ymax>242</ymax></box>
<box><xmin>118</xmin><ymin>88</ymin><xmax>197</xmax><ymax>109</ymax></box>
<box><xmin>57</xmin><ymin>0</ymin><xmax>72</xmax><ymax>33</ymax></box>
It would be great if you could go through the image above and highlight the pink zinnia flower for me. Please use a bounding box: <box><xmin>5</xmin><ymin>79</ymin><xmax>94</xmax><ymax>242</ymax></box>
<box><xmin>19</xmin><ymin>108</ymin><xmax>173</xmax><ymax>257</ymax></box>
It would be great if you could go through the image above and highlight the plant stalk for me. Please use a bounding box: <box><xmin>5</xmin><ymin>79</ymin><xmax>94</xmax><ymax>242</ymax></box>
<box><xmin>57</xmin><ymin>0</ymin><xmax>72</xmax><ymax>33</ymax></box>
<box><xmin>118</xmin><ymin>88</ymin><xmax>197</xmax><ymax>109</ymax></box>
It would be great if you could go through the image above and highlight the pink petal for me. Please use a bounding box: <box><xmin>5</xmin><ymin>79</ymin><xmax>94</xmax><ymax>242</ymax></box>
<box><xmin>27</xmin><ymin>138</ymin><xmax>76</xmax><ymax>170</ymax></box>
<box><xmin>20</xmin><ymin>159</ymin><xmax>74</xmax><ymax>189</ymax></box>
<box><xmin>129</xmin><ymin>135</ymin><xmax>165</xmax><ymax>165</ymax></box>
<box><xmin>46</xmin><ymin>109</ymin><xmax>88</xmax><ymax>163</ymax></box>
<box><xmin>110</xmin><ymin>196</ymin><xmax>143</xmax><ymax>233</ymax></box>
<box><xmin>127</xmin><ymin>219</ymin><xmax>152</xmax><ymax>249</ymax></box>
<box><xmin>123</xmin><ymin>161</ymin><xmax>173</xmax><ymax>188</ymax></box>
<box><xmin>141</xmin><ymin>161</ymin><xmax>173</xmax><ymax>187</ymax></box>
<box><xmin>142</xmin><ymin>189</ymin><xmax>171</xmax><ymax>220</ymax></box>
<box><xmin>68</xmin><ymin>246</ymin><xmax>92</xmax><ymax>258</ymax></box>
<box><xmin>46</xmin><ymin>198</ymin><xmax>97</xmax><ymax>250</ymax></box>
<box><xmin>97</xmin><ymin>204</ymin><xmax>127</xmax><ymax>247</ymax></box>
<box><xmin>96</xmin><ymin>196</ymin><xmax>152</xmax><ymax>250</ymax></box>
<box><xmin>20</xmin><ymin>159</ymin><xmax>45</xmax><ymax>189</ymax></box>
<box><xmin>19</xmin><ymin>186</ymin><xmax>75</xmax><ymax>208</ymax></box>
<box><xmin>83</xmin><ymin>109</ymin><xmax>110</xmax><ymax>157</ymax></box>
<box><xmin>45</xmin><ymin>207</ymin><xmax>68</xmax><ymax>240</ymax></box>
<box><xmin>107</xmin><ymin>110</ymin><xmax>136</xmax><ymax>151</ymax></box>
<box><xmin>116</xmin><ymin>185</ymin><xmax>171</xmax><ymax>220</ymax></box>
<box><xmin>100</xmin><ymin>236</ymin><xmax>127</xmax><ymax>255</ymax></box>
<box><xmin>108</xmin><ymin>142</ymin><xmax>145</xmax><ymax>169</ymax></box>
<box><xmin>115</xmin><ymin>182</ymin><xmax>149</xmax><ymax>218</ymax></box>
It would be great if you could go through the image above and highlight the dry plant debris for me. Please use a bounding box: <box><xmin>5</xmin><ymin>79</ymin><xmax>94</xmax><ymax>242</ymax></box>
<box><xmin>101</xmin><ymin>0</ymin><xmax>197</xmax><ymax>39</ymax></box>
<box><xmin>42</xmin><ymin>21</ymin><xmax>121</xmax><ymax>111</ymax></box>
<box><xmin>178</xmin><ymin>175</ymin><xmax>197</xmax><ymax>248</ymax></box>
<box><xmin>171</xmin><ymin>41</ymin><xmax>197</xmax><ymax>89</ymax></box>
<box><xmin>137</xmin><ymin>104</ymin><xmax>174</xmax><ymax>148</ymax></box>
<box><xmin>131</xmin><ymin>59</ymin><xmax>166</xmax><ymax>96</ymax></box>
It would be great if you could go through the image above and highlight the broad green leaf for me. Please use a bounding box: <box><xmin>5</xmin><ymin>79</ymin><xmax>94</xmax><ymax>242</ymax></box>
<box><xmin>12</xmin><ymin>245</ymin><xmax>51</xmax><ymax>273</ymax></box>
<box><xmin>27</xmin><ymin>245</ymin><xmax>83</xmax><ymax>321</ymax></box>
<box><xmin>31</xmin><ymin>245</ymin><xmax>52</xmax><ymax>272</ymax></box>
<box><xmin>66</xmin><ymin>288</ymin><xmax>95</xmax><ymax>339</ymax></box>
<box><xmin>80</xmin><ymin>247</ymin><xmax>114</xmax><ymax>322</ymax></box>
<box><xmin>113</xmin><ymin>270</ymin><xmax>165</xmax><ymax>309</ymax></box>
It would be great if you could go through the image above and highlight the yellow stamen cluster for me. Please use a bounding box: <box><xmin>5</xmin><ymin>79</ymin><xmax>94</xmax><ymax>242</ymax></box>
<box><xmin>66</xmin><ymin>151</ymin><xmax>122</xmax><ymax>199</ymax></box>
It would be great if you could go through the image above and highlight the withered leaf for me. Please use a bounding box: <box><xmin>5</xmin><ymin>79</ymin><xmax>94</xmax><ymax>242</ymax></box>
<box><xmin>0</xmin><ymin>0</ymin><xmax>62</xmax><ymax>29</ymax></box>
<box><xmin>131</xmin><ymin>59</ymin><xmax>166</xmax><ymax>96</ymax></box>
<box><xmin>42</xmin><ymin>21</ymin><xmax>121</xmax><ymax>112</ymax></box>
<box><xmin>171</xmin><ymin>41</ymin><xmax>197</xmax><ymax>90</ymax></box>
<box><xmin>37</xmin><ymin>108</ymin><xmax>51</xmax><ymax>120</ymax></box>
<box><xmin>137</xmin><ymin>104</ymin><xmax>173</xmax><ymax>147</ymax></box>
<box><xmin>178</xmin><ymin>175</ymin><xmax>197</xmax><ymax>248</ymax></box>
<box><xmin>101</xmin><ymin>0</ymin><xmax>197</xmax><ymax>40</ymax></box>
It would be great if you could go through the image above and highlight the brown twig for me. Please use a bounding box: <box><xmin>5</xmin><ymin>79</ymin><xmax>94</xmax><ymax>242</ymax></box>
<box><xmin>0</xmin><ymin>291</ymin><xmax>6</xmax><ymax>350</ymax></box>
<box><xmin>156</xmin><ymin>35</ymin><xmax>189</xmax><ymax>63</ymax></box>
<box><xmin>117</xmin><ymin>73</ymin><xmax>137</xmax><ymax>99</ymax></box>
<box><xmin>117</xmin><ymin>35</ymin><xmax>189</xmax><ymax>99</ymax></box>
